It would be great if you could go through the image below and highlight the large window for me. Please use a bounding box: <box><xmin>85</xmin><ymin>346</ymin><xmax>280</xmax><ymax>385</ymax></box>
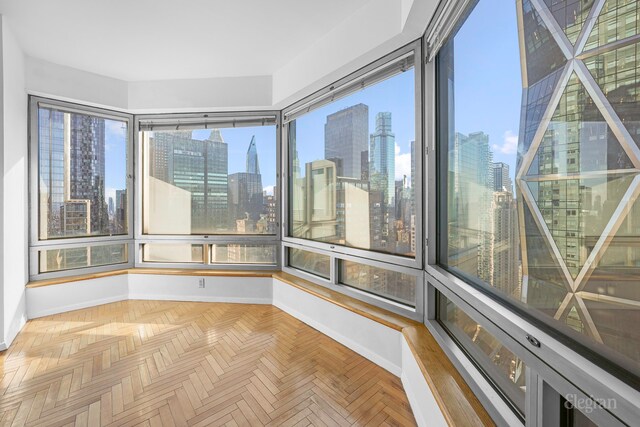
<box><xmin>436</xmin><ymin>0</ymin><xmax>639</xmax><ymax>395</ymax></box>
<box><xmin>30</xmin><ymin>98</ymin><xmax>133</xmax><ymax>278</ymax></box>
<box><xmin>286</xmin><ymin>50</ymin><xmax>418</xmax><ymax>259</ymax></box>
<box><xmin>136</xmin><ymin>113</ymin><xmax>279</xmax><ymax>268</ymax></box>
<box><xmin>140</xmin><ymin>119</ymin><xmax>277</xmax><ymax>236</ymax></box>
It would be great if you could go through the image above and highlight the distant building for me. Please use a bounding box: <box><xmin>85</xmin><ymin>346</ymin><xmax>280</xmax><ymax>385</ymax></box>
<box><xmin>148</xmin><ymin>129</ymin><xmax>228</xmax><ymax>233</ymax></box>
<box><xmin>490</xmin><ymin>191</ymin><xmax>520</xmax><ymax>297</ymax></box>
<box><xmin>228</xmin><ymin>136</ymin><xmax>264</xmax><ymax>231</ymax></box>
<box><xmin>369</xmin><ymin>112</ymin><xmax>396</xmax><ymax>205</ymax></box>
<box><xmin>61</xmin><ymin>200</ymin><xmax>90</xmax><ymax>236</ymax></box>
<box><xmin>448</xmin><ymin>131</ymin><xmax>493</xmax><ymax>283</ymax></box>
<box><xmin>491</xmin><ymin>162</ymin><xmax>512</xmax><ymax>194</ymax></box>
<box><xmin>324</xmin><ymin>104</ymin><xmax>369</xmax><ymax>179</ymax></box>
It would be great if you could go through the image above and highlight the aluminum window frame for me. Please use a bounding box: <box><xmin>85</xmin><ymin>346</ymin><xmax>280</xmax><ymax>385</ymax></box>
<box><xmin>422</xmin><ymin>2</ymin><xmax>640</xmax><ymax>425</ymax></box>
<box><xmin>136</xmin><ymin>239</ymin><xmax>280</xmax><ymax>270</ymax></box>
<box><xmin>28</xmin><ymin>96</ymin><xmax>135</xmax><ymax>280</ymax></box>
<box><xmin>281</xmin><ymin>39</ymin><xmax>424</xmax><ymax>271</ymax></box>
<box><xmin>282</xmin><ymin>241</ymin><xmax>424</xmax><ymax>321</ymax></box>
<box><xmin>134</xmin><ymin>110</ymin><xmax>282</xmax><ymax>270</ymax></box>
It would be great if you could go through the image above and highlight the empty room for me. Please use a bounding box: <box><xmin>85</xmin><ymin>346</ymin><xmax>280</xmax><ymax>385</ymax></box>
<box><xmin>0</xmin><ymin>0</ymin><xmax>638</xmax><ymax>425</ymax></box>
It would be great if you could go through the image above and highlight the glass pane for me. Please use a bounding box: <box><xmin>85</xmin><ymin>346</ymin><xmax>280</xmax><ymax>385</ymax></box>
<box><xmin>288</xmin><ymin>248</ymin><xmax>330</xmax><ymax>279</ymax></box>
<box><xmin>438</xmin><ymin>0</ymin><xmax>640</xmax><ymax>376</ymax></box>
<box><xmin>210</xmin><ymin>244</ymin><xmax>277</xmax><ymax>264</ymax></box>
<box><xmin>289</xmin><ymin>65</ymin><xmax>416</xmax><ymax>257</ymax></box>
<box><xmin>142</xmin><ymin>243</ymin><xmax>203</xmax><ymax>263</ymax></box>
<box><xmin>340</xmin><ymin>260</ymin><xmax>416</xmax><ymax>306</ymax></box>
<box><xmin>142</xmin><ymin>126</ymin><xmax>276</xmax><ymax>235</ymax></box>
<box><xmin>439</xmin><ymin>293</ymin><xmax>526</xmax><ymax>415</ymax></box>
<box><xmin>38</xmin><ymin>106</ymin><xmax>128</xmax><ymax>240</ymax></box>
<box><xmin>39</xmin><ymin>244</ymin><xmax>128</xmax><ymax>273</ymax></box>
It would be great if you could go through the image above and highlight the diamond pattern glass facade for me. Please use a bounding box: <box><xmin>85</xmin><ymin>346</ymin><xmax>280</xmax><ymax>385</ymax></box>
<box><xmin>518</xmin><ymin>0</ymin><xmax>640</xmax><ymax>362</ymax></box>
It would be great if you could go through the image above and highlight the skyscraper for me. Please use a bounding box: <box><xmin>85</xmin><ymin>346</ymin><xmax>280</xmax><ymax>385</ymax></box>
<box><xmin>69</xmin><ymin>114</ymin><xmax>107</xmax><ymax>235</ymax></box>
<box><xmin>324</xmin><ymin>104</ymin><xmax>369</xmax><ymax>179</ymax></box>
<box><xmin>491</xmin><ymin>162</ymin><xmax>512</xmax><ymax>194</ymax></box>
<box><xmin>369</xmin><ymin>112</ymin><xmax>396</xmax><ymax>205</ymax></box>
<box><xmin>516</xmin><ymin>0</ymin><xmax>640</xmax><ymax>353</ymax></box>
<box><xmin>490</xmin><ymin>191</ymin><xmax>520</xmax><ymax>297</ymax></box>
<box><xmin>148</xmin><ymin>129</ymin><xmax>228</xmax><ymax>233</ymax></box>
<box><xmin>38</xmin><ymin>108</ymin><xmax>114</xmax><ymax>238</ymax></box>
<box><xmin>228</xmin><ymin>136</ymin><xmax>264</xmax><ymax>232</ymax></box>
<box><xmin>369</xmin><ymin>112</ymin><xmax>396</xmax><ymax>252</ymax></box>
<box><xmin>246</xmin><ymin>136</ymin><xmax>260</xmax><ymax>174</ymax></box>
<box><xmin>448</xmin><ymin>131</ymin><xmax>493</xmax><ymax>282</ymax></box>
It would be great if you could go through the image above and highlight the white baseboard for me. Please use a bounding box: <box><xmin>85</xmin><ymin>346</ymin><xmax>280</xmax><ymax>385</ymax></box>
<box><xmin>128</xmin><ymin>294</ymin><xmax>271</xmax><ymax>304</ymax></box>
<box><xmin>28</xmin><ymin>295</ymin><xmax>129</xmax><ymax>319</ymax></box>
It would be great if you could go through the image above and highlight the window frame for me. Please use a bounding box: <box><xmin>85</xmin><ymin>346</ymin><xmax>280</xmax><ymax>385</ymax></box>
<box><xmin>282</xmin><ymin>241</ymin><xmax>424</xmax><ymax>321</ymax></box>
<box><xmin>422</xmin><ymin>2</ymin><xmax>639</xmax><ymax>425</ymax></box>
<box><xmin>133</xmin><ymin>110</ymin><xmax>282</xmax><ymax>270</ymax></box>
<box><xmin>28</xmin><ymin>96</ymin><xmax>135</xmax><ymax>280</ymax></box>
<box><xmin>281</xmin><ymin>39</ymin><xmax>424</xmax><ymax>271</ymax></box>
<box><xmin>278</xmin><ymin>39</ymin><xmax>425</xmax><ymax>321</ymax></box>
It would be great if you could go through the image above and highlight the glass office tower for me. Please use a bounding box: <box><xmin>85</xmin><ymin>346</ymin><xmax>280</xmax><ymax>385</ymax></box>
<box><xmin>517</xmin><ymin>0</ymin><xmax>640</xmax><ymax>365</ymax></box>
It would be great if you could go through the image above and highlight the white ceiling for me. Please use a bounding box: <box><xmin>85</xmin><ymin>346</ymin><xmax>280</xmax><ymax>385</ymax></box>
<box><xmin>0</xmin><ymin>0</ymin><xmax>372</xmax><ymax>81</ymax></box>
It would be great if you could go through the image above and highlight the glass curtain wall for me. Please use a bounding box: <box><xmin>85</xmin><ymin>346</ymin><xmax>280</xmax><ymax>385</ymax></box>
<box><xmin>434</xmin><ymin>0</ymin><xmax>640</xmax><ymax>416</ymax></box>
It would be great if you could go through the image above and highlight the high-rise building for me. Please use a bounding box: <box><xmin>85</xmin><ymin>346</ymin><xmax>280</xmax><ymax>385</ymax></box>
<box><xmin>69</xmin><ymin>114</ymin><xmax>108</xmax><ymax>235</ymax></box>
<box><xmin>516</xmin><ymin>0</ymin><xmax>640</xmax><ymax>350</ymax></box>
<box><xmin>324</xmin><ymin>104</ymin><xmax>369</xmax><ymax>179</ymax></box>
<box><xmin>229</xmin><ymin>137</ymin><xmax>264</xmax><ymax>232</ymax></box>
<box><xmin>38</xmin><ymin>110</ymin><xmax>111</xmax><ymax>238</ymax></box>
<box><xmin>491</xmin><ymin>162</ymin><xmax>512</xmax><ymax>194</ymax></box>
<box><xmin>264</xmin><ymin>192</ymin><xmax>277</xmax><ymax>234</ymax></box>
<box><xmin>490</xmin><ymin>191</ymin><xmax>520</xmax><ymax>297</ymax></box>
<box><xmin>148</xmin><ymin>129</ymin><xmax>228</xmax><ymax>233</ymax></box>
<box><xmin>410</xmin><ymin>140</ymin><xmax>416</xmax><ymax>192</ymax></box>
<box><xmin>38</xmin><ymin>108</ymin><xmax>66</xmax><ymax>239</ymax></box>
<box><xmin>369</xmin><ymin>112</ymin><xmax>396</xmax><ymax>252</ymax></box>
<box><xmin>448</xmin><ymin>131</ymin><xmax>493</xmax><ymax>282</ymax></box>
<box><xmin>369</xmin><ymin>112</ymin><xmax>396</xmax><ymax>205</ymax></box>
<box><xmin>61</xmin><ymin>200</ymin><xmax>90</xmax><ymax>236</ymax></box>
<box><xmin>246</xmin><ymin>135</ymin><xmax>260</xmax><ymax>175</ymax></box>
<box><xmin>115</xmin><ymin>190</ymin><xmax>127</xmax><ymax>235</ymax></box>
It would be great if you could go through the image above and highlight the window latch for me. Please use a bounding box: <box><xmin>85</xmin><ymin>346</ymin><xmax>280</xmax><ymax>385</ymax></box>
<box><xmin>526</xmin><ymin>334</ymin><xmax>541</xmax><ymax>348</ymax></box>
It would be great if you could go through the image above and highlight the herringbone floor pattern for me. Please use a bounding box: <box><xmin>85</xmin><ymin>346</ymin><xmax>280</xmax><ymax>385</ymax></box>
<box><xmin>0</xmin><ymin>300</ymin><xmax>416</xmax><ymax>426</ymax></box>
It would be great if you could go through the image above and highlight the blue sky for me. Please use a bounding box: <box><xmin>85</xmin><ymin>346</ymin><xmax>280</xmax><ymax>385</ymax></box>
<box><xmin>105</xmin><ymin>0</ymin><xmax>522</xmax><ymax>199</ymax></box>
<box><xmin>294</xmin><ymin>69</ymin><xmax>416</xmax><ymax>181</ymax></box>
<box><xmin>452</xmin><ymin>0</ymin><xmax>522</xmax><ymax>177</ymax></box>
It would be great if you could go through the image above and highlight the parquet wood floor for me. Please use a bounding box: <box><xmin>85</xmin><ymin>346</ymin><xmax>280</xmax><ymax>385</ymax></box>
<box><xmin>0</xmin><ymin>300</ymin><xmax>416</xmax><ymax>426</ymax></box>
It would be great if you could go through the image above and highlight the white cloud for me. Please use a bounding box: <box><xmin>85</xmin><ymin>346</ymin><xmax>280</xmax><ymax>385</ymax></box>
<box><xmin>263</xmin><ymin>185</ymin><xmax>275</xmax><ymax>196</ymax></box>
<box><xmin>395</xmin><ymin>143</ymin><xmax>412</xmax><ymax>181</ymax></box>
<box><xmin>492</xmin><ymin>130</ymin><xmax>518</xmax><ymax>155</ymax></box>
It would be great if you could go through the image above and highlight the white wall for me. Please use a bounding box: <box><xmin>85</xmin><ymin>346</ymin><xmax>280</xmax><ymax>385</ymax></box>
<box><xmin>128</xmin><ymin>75</ymin><xmax>272</xmax><ymax>113</ymax></box>
<box><xmin>128</xmin><ymin>274</ymin><xmax>273</xmax><ymax>304</ymax></box>
<box><xmin>26</xmin><ymin>275</ymin><xmax>129</xmax><ymax>319</ymax></box>
<box><xmin>21</xmin><ymin>1</ymin><xmax>438</xmax><ymax>111</ymax></box>
<box><xmin>271</xmin><ymin>0</ymin><xmax>437</xmax><ymax>108</ymax></box>
<box><xmin>27</xmin><ymin>56</ymin><xmax>129</xmax><ymax>111</ymax></box>
<box><xmin>0</xmin><ymin>16</ymin><xmax>27</xmax><ymax>349</ymax></box>
<box><xmin>26</xmin><ymin>57</ymin><xmax>273</xmax><ymax>113</ymax></box>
